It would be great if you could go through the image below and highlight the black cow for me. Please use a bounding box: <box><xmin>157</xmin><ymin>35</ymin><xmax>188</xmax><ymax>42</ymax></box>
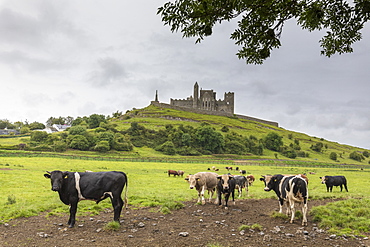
<box><xmin>320</xmin><ymin>176</ymin><xmax>348</xmax><ymax>192</ymax></box>
<box><xmin>44</xmin><ymin>170</ymin><xmax>128</xmax><ymax>228</ymax></box>
<box><xmin>233</xmin><ymin>175</ymin><xmax>248</xmax><ymax>198</ymax></box>
<box><xmin>216</xmin><ymin>174</ymin><xmax>236</xmax><ymax>209</ymax></box>
<box><xmin>262</xmin><ymin>174</ymin><xmax>308</xmax><ymax>226</ymax></box>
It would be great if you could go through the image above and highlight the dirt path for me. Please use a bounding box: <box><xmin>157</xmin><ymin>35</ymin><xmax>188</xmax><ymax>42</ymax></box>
<box><xmin>1</xmin><ymin>198</ymin><xmax>369</xmax><ymax>247</ymax></box>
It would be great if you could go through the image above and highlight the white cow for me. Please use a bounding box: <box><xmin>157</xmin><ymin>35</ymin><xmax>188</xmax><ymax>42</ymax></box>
<box><xmin>185</xmin><ymin>172</ymin><xmax>218</xmax><ymax>205</ymax></box>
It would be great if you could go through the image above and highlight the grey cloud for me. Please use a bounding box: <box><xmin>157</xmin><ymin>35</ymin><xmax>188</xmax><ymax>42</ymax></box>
<box><xmin>87</xmin><ymin>57</ymin><xmax>128</xmax><ymax>87</ymax></box>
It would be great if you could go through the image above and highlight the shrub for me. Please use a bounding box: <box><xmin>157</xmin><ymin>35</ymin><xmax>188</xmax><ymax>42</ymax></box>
<box><xmin>68</xmin><ymin>135</ymin><xmax>90</xmax><ymax>150</ymax></box>
<box><xmin>263</xmin><ymin>132</ymin><xmax>283</xmax><ymax>152</ymax></box>
<box><xmin>68</xmin><ymin>126</ymin><xmax>87</xmax><ymax>136</ymax></box>
<box><xmin>330</xmin><ymin>152</ymin><xmax>337</xmax><ymax>161</ymax></box>
<box><xmin>311</xmin><ymin>142</ymin><xmax>324</xmax><ymax>152</ymax></box>
<box><xmin>349</xmin><ymin>151</ymin><xmax>364</xmax><ymax>162</ymax></box>
<box><xmin>54</xmin><ymin>141</ymin><xmax>67</xmax><ymax>152</ymax></box>
<box><xmin>94</xmin><ymin>141</ymin><xmax>110</xmax><ymax>152</ymax></box>
<box><xmin>30</xmin><ymin>131</ymin><xmax>48</xmax><ymax>142</ymax></box>
<box><xmin>224</xmin><ymin>140</ymin><xmax>246</xmax><ymax>155</ymax></box>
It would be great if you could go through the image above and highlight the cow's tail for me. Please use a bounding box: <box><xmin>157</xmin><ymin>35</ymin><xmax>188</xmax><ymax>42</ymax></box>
<box><xmin>123</xmin><ymin>172</ymin><xmax>128</xmax><ymax>210</ymax></box>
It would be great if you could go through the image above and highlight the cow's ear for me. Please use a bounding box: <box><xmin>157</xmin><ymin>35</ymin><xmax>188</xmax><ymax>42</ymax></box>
<box><xmin>44</xmin><ymin>174</ymin><xmax>51</xmax><ymax>179</ymax></box>
<box><xmin>62</xmin><ymin>171</ymin><xmax>68</xmax><ymax>178</ymax></box>
<box><xmin>185</xmin><ymin>178</ymin><xmax>189</xmax><ymax>181</ymax></box>
<box><xmin>259</xmin><ymin>178</ymin><xmax>264</xmax><ymax>181</ymax></box>
<box><xmin>217</xmin><ymin>176</ymin><xmax>221</xmax><ymax>180</ymax></box>
<box><xmin>319</xmin><ymin>177</ymin><xmax>322</xmax><ymax>179</ymax></box>
<box><xmin>196</xmin><ymin>178</ymin><xmax>200</xmax><ymax>181</ymax></box>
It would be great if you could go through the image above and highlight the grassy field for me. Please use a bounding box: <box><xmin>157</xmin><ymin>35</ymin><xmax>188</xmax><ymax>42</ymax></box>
<box><xmin>1</xmin><ymin>156</ymin><xmax>369</xmax><ymax>232</ymax></box>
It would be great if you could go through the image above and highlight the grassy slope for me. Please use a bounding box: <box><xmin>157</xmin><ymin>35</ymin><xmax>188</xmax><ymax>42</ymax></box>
<box><xmin>115</xmin><ymin>105</ymin><xmax>369</xmax><ymax>165</ymax></box>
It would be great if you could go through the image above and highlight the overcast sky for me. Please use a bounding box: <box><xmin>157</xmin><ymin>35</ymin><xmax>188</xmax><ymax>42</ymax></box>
<box><xmin>1</xmin><ymin>0</ymin><xmax>369</xmax><ymax>149</ymax></box>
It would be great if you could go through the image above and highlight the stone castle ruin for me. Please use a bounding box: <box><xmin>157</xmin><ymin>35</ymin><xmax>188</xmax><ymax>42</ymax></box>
<box><xmin>169</xmin><ymin>82</ymin><xmax>234</xmax><ymax>114</ymax></box>
<box><xmin>151</xmin><ymin>82</ymin><xmax>278</xmax><ymax>127</ymax></box>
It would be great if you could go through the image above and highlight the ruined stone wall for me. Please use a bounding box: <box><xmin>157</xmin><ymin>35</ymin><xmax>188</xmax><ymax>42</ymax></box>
<box><xmin>150</xmin><ymin>101</ymin><xmax>278</xmax><ymax>127</ymax></box>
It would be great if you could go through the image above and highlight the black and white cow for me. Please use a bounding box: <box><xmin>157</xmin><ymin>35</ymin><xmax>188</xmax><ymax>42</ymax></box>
<box><xmin>44</xmin><ymin>170</ymin><xmax>128</xmax><ymax>228</ymax></box>
<box><xmin>320</xmin><ymin>176</ymin><xmax>348</xmax><ymax>192</ymax></box>
<box><xmin>216</xmin><ymin>174</ymin><xmax>236</xmax><ymax>209</ymax></box>
<box><xmin>261</xmin><ymin>174</ymin><xmax>308</xmax><ymax>226</ymax></box>
<box><xmin>233</xmin><ymin>175</ymin><xmax>248</xmax><ymax>198</ymax></box>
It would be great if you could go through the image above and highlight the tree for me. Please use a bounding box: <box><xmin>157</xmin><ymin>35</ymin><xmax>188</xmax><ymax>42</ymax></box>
<box><xmin>330</xmin><ymin>152</ymin><xmax>337</xmax><ymax>161</ymax></box>
<box><xmin>28</xmin><ymin>122</ymin><xmax>45</xmax><ymax>130</ymax></box>
<box><xmin>195</xmin><ymin>125</ymin><xmax>224</xmax><ymax>154</ymax></box>
<box><xmin>263</xmin><ymin>132</ymin><xmax>283</xmax><ymax>152</ymax></box>
<box><xmin>88</xmin><ymin>114</ymin><xmax>106</xmax><ymax>129</ymax></box>
<box><xmin>30</xmin><ymin>131</ymin><xmax>49</xmax><ymax>142</ymax></box>
<box><xmin>158</xmin><ymin>0</ymin><xmax>370</xmax><ymax>64</ymax></box>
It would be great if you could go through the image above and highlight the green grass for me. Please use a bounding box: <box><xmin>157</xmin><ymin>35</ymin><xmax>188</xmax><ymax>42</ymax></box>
<box><xmin>311</xmin><ymin>199</ymin><xmax>370</xmax><ymax>236</ymax></box>
<box><xmin>0</xmin><ymin>156</ymin><xmax>369</xmax><ymax>235</ymax></box>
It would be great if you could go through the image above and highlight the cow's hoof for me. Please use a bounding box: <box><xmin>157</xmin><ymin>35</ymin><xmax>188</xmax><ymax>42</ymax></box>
<box><xmin>201</xmin><ymin>201</ymin><xmax>206</xmax><ymax>205</ymax></box>
<box><xmin>225</xmin><ymin>207</ymin><xmax>228</xmax><ymax>210</ymax></box>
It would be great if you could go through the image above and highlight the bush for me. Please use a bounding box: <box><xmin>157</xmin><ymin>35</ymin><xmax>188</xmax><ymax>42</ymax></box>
<box><xmin>224</xmin><ymin>140</ymin><xmax>246</xmax><ymax>155</ymax></box>
<box><xmin>30</xmin><ymin>131</ymin><xmax>49</xmax><ymax>142</ymax></box>
<box><xmin>94</xmin><ymin>141</ymin><xmax>110</xmax><ymax>152</ymax></box>
<box><xmin>349</xmin><ymin>151</ymin><xmax>364</xmax><ymax>162</ymax></box>
<box><xmin>263</xmin><ymin>132</ymin><xmax>283</xmax><ymax>152</ymax></box>
<box><xmin>68</xmin><ymin>135</ymin><xmax>90</xmax><ymax>150</ymax></box>
<box><xmin>68</xmin><ymin>126</ymin><xmax>87</xmax><ymax>135</ymax></box>
<box><xmin>157</xmin><ymin>141</ymin><xmax>176</xmax><ymax>155</ymax></box>
<box><xmin>330</xmin><ymin>152</ymin><xmax>337</xmax><ymax>161</ymax></box>
<box><xmin>54</xmin><ymin>141</ymin><xmax>67</xmax><ymax>152</ymax></box>
<box><xmin>311</xmin><ymin>142</ymin><xmax>324</xmax><ymax>152</ymax></box>
<box><xmin>280</xmin><ymin>146</ymin><xmax>297</xmax><ymax>159</ymax></box>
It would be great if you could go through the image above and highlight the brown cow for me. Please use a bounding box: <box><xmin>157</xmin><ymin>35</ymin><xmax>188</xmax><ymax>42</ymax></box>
<box><xmin>246</xmin><ymin>175</ymin><xmax>255</xmax><ymax>186</ymax></box>
<box><xmin>185</xmin><ymin>172</ymin><xmax>218</xmax><ymax>205</ymax></box>
<box><xmin>168</xmin><ymin>170</ymin><xmax>179</xmax><ymax>177</ymax></box>
<box><xmin>177</xmin><ymin>170</ymin><xmax>184</xmax><ymax>177</ymax></box>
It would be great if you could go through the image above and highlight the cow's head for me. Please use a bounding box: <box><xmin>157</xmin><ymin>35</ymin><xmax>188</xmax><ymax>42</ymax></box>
<box><xmin>185</xmin><ymin>174</ymin><xmax>199</xmax><ymax>189</ymax></box>
<box><xmin>320</xmin><ymin>176</ymin><xmax>327</xmax><ymax>184</ymax></box>
<box><xmin>260</xmin><ymin>175</ymin><xmax>272</xmax><ymax>190</ymax></box>
<box><xmin>263</xmin><ymin>175</ymin><xmax>284</xmax><ymax>192</ymax></box>
<box><xmin>44</xmin><ymin>170</ymin><xmax>68</xmax><ymax>191</ymax></box>
<box><xmin>217</xmin><ymin>174</ymin><xmax>233</xmax><ymax>191</ymax></box>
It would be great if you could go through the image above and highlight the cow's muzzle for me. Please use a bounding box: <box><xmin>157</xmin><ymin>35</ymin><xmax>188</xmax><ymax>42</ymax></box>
<box><xmin>189</xmin><ymin>186</ymin><xmax>194</xmax><ymax>189</ymax></box>
<box><xmin>264</xmin><ymin>187</ymin><xmax>271</xmax><ymax>191</ymax></box>
<box><xmin>52</xmin><ymin>186</ymin><xmax>60</xmax><ymax>191</ymax></box>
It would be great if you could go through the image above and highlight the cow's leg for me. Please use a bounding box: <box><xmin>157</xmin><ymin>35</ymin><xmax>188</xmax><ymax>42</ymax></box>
<box><xmin>217</xmin><ymin>189</ymin><xmax>222</xmax><ymax>206</ymax></box>
<box><xmin>278</xmin><ymin>199</ymin><xmax>284</xmax><ymax>214</ymax></box>
<box><xmin>286</xmin><ymin>200</ymin><xmax>291</xmax><ymax>216</ymax></box>
<box><xmin>200</xmin><ymin>186</ymin><xmax>206</xmax><ymax>205</ymax></box>
<box><xmin>289</xmin><ymin>200</ymin><xmax>295</xmax><ymax>224</ymax></box>
<box><xmin>344</xmin><ymin>183</ymin><xmax>348</xmax><ymax>192</ymax></box>
<box><xmin>302</xmin><ymin>198</ymin><xmax>308</xmax><ymax>226</ymax></box>
<box><xmin>68</xmin><ymin>201</ymin><xmax>78</xmax><ymax>228</ymax></box>
<box><xmin>238</xmin><ymin>187</ymin><xmax>242</xmax><ymax>198</ymax></box>
<box><xmin>224</xmin><ymin>193</ymin><xmax>230</xmax><ymax>209</ymax></box>
<box><xmin>232</xmin><ymin>189</ymin><xmax>235</xmax><ymax>205</ymax></box>
<box><xmin>197</xmin><ymin>191</ymin><xmax>201</xmax><ymax>204</ymax></box>
<box><xmin>111</xmin><ymin>196</ymin><xmax>124</xmax><ymax>222</ymax></box>
<box><xmin>340</xmin><ymin>184</ymin><xmax>343</xmax><ymax>191</ymax></box>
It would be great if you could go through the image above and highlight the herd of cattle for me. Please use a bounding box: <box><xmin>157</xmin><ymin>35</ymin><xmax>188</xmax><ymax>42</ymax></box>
<box><xmin>44</xmin><ymin>167</ymin><xmax>348</xmax><ymax>228</ymax></box>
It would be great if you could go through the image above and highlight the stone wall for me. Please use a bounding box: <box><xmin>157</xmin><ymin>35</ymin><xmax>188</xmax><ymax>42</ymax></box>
<box><xmin>150</xmin><ymin>101</ymin><xmax>278</xmax><ymax>127</ymax></box>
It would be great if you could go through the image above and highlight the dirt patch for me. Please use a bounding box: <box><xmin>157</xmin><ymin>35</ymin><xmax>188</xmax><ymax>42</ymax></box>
<box><xmin>0</xmin><ymin>168</ymin><xmax>12</xmax><ymax>170</ymax></box>
<box><xmin>1</xmin><ymin>198</ymin><xmax>369</xmax><ymax>247</ymax></box>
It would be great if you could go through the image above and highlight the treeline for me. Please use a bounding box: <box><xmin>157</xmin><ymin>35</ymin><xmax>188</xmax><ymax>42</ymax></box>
<box><xmin>2</xmin><ymin>114</ymin><xmax>368</xmax><ymax>162</ymax></box>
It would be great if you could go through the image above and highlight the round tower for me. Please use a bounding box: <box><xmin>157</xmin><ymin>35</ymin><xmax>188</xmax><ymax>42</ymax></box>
<box><xmin>193</xmin><ymin>82</ymin><xmax>199</xmax><ymax>108</ymax></box>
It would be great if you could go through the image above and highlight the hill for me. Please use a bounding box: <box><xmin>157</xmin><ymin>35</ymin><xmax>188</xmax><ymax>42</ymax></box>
<box><xmin>0</xmin><ymin>104</ymin><xmax>369</xmax><ymax>166</ymax></box>
<box><xmin>111</xmin><ymin>104</ymin><xmax>369</xmax><ymax>165</ymax></box>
